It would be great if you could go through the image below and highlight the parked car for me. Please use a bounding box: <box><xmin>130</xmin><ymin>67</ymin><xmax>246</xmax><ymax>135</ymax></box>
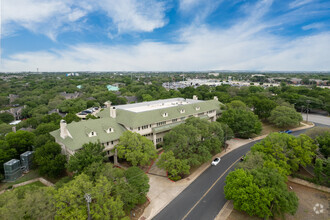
<box><xmin>279</xmin><ymin>130</ymin><xmax>292</xmax><ymax>134</ymax></box>
<box><xmin>211</xmin><ymin>157</ymin><xmax>221</xmax><ymax>166</ymax></box>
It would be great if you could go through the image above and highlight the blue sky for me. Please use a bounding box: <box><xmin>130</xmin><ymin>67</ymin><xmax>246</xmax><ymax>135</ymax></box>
<box><xmin>1</xmin><ymin>0</ymin><xmax>330</xmax><ymax>72</ymax></box>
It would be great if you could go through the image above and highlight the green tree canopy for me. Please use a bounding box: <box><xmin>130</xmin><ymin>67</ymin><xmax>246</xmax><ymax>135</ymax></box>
<box><xmin>34</xmin><ymin>142</ymin><xmax>66</xmax><ymax>178</ymax></box>
<box><xmin>157</xmin><ymin>151</ymin><xmax>190</xmax><ymax>181</ymax></box>
<box><xmin>116</xmin><ymin>131</ymin><xmax>157</xmax><ymax>166</ymax></box>
<box><xmin>67</xmin><ymin>142</ymin><xmax>106</xmax><ymax>174</ymax></box>
<box><xmin>224</xmin><ymin>168</ymin><xmax>298</xmax><ymax>219</ymax></box>
<box><xmin>163</xmin><ymin>117</ymin><xmax>224</xmax><ymax>167</ymax></box>
<box><xmin>5</xmin><ymin>130</ymin><xmax>35</xmax><ymax>155</ymax></box>
<box><xmin>268</xmin><ymin>106</ymin><xmax>302</xmax><ymax>128</ymax></box>
<box><xmin>251</xmin><ymin>133</ymin><xmax>317</xmax><ymax>175</ymax></box>
<box><xmin>0</xmin><ymin>113</ymin><xmax>14</xmax><ymax>124</ymax></box>
<box><xmin>218</xmin><ymin>109</ymin><xmax>262</xmax><ymax>138</ymax></box>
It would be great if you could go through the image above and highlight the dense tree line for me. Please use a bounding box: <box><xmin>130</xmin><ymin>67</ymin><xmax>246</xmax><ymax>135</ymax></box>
<box><xmin>224</xmin><ymin>132</ymin><xmax>318</xmax><ymax>218</ymax></box>
<box><xmin>158</xmin><ymin>117</ymin><xmax>225</xmax><ymax>180</ymax></box>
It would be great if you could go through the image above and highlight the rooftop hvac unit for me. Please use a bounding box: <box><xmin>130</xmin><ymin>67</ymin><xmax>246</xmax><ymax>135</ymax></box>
<box><xmin>4</xmin><ymin>159</ymin><xmax>22</xmax><ymax>182</ymax></box>
<box><xmin>20</xmin><ymin>151</ymin><xmax>34</xmax><ymax>172</ymax></box>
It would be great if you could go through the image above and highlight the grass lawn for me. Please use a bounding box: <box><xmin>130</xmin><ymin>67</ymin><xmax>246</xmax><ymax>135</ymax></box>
<box><xmin>260</xmin><ymin>122</ymin><xmax>305</xmax><ymax>136</ymax></box>
<box><xmin>16</xmin><ymin>181</ymin><xmax>46</xmax><ymax>190</ymax></box>
<box><xmin>0</xmin><ymin>169</ymin><xmax>41</xmax><ymax>191</ymax></box>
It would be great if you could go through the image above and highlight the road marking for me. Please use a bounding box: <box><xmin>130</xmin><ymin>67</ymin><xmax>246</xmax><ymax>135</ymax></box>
<box><xmin>181</xmin><ymin>157</ymin><xmax>242</xmax><ymax>220</ymax></box>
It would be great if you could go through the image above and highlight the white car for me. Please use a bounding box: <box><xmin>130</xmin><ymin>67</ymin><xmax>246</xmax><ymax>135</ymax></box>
<box><xmin>211</xmin><ymin>157</ymin><xmax>221</xmax><ymax>166</ymax></box>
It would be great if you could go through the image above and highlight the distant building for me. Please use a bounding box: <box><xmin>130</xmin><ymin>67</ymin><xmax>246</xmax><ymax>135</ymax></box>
<box><xmin>8</xmin><ymin>94</ymin><xmax>19</xmax><ymax>104</ymax></box>
<box><xmin>66</xmin><ymin>73</ymin><xmax>79</xmax><ymax>76</ymax></box>
<box><xmin>0</xmin><ymin>105</ymin><xmax>26</xmax><ymax>120</ymax></box>
<box><xmin>106</xmin><ymin>85</ymin><xmax>119</xmax><ymax>91</ymax></box>
<box><xmin>208</xmin><ymin>73</ymin><xmax>219</xmax><ymax>77</ymax></box>
<box><xmin>77</xmin><ymin>85</ymin><xmax>82</xmax><ymax>89</ymax></box>
<box><xmin>60</xmin><ymin>91</ymin><xmax>81</xmax><ymax>100</ymax></box>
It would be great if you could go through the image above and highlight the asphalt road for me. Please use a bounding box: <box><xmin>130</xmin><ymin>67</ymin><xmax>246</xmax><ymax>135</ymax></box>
<box><xmin>153</xmin><ymin>123</ymin><xmax>328</xmax><ymax>220</ymax></box>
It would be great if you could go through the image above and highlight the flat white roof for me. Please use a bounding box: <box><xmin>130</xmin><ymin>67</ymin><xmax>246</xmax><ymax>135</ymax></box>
<box><xmin>116</xmin><ymin>98</ymin><xmax>202</xmax><ymax>113</ymax></box>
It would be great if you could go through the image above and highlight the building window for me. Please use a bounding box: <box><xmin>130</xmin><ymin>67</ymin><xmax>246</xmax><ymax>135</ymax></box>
<box><xmin>106</xmin><ymin>128</ymin><xmax>114</xmax><ymax>133</ymax></box>
<box><xmin>138</xmin><ymin>127</ymin><xmax>140</xmax><ymax>130</ymax></box>
<box><xmin>156</xmin><ymin>138</ymin><xmax>162</xmax><ymax>143</ymax></box>
<box><xmin>180</xmin><ymin>109</ymin><xmax>185</xmax><ymax>113</ymax></box>
<box><xmin>89</xmin><ymin>131</ymin><xmax>97</xmax><ymax>137</ymax></box>
<box><xmin>157</xmin><ymin>121</ymin><xmax>166</xmax><ymax>126</ymax></box>
<box><xmin>198</xmin><ymin>112</ymin><xmax>204</xmax><ymax>116</ymax></box>
<box><xmin>107</xmin><ymin>142</ymin><xmax>109</xmax><ymax>146</ymax></box>
<box><xmin>172</xmin><ymin>118</ymin><xmax>178</xmax><ymax>123</ymax></box>
<box><xmin>111</xmin><ymin>141</ymin><xmax>114</xmax><ymax>145</ymax></box>
<box><xmin>162</xmin><ymin>113</ymin><xmax>168</xmax><ymax>117</ymax></box>
<box><xmin>142</xmin><ymin>125</ymin><xmax>149</xmax><ymax>129</ymax></box>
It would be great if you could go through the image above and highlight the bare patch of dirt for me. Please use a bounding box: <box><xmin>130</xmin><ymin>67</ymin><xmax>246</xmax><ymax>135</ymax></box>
<box><xmin>130</xmin><ymin>199</ymin><xmax>150</xmax><ymax>220</ymax></box>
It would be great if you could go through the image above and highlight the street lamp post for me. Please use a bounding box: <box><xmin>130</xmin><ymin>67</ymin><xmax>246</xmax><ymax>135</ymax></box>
<box><xmin>84</xmin><ymin>193</ymin><xmax>92</xmax><ymax>220</ymax></box>
<box><xmin>306</xmin><ymin>100</ymin><xmax>311</xmax><ymax>123</ymax></box>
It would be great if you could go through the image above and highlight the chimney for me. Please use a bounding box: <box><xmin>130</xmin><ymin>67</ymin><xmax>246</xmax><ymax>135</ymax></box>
<box><xmin>12</xmin><ymin>126</ymin><xmax>16</xmax><ymax>133</ymax></box>
<box><xmin>193</xmin><ymin>95</ymin><xmax>198</xmax><ymax>100</ymax></box>
<box><xmin>214</xmin><ymin>96</ymin><xmax>218</xmax><ymax>101</ymax></box>
<box><xmin>110</xmin><ymin>107</ymin><xmax>116</xmax><ymax>118</ymax></box>
<box><xmin>104</xmin><ymin>101</ymin><xmax>111</xmax><ymax>108</ymax></box>
<box><xmin>60</xmin><ymin>120</ymin><xmax>72</xmax><ymax>139</ymax></box>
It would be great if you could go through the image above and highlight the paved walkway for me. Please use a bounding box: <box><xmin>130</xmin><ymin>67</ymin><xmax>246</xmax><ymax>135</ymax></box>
<box><xmin>140</xmin><ymin>122</ymin><xmax>314</xmax><ymax>220</ymax></box>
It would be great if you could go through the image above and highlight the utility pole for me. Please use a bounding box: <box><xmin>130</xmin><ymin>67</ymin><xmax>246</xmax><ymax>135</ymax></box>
<box><xmin>306</xmin><ymin>100</ymin><xmax>311</xmax><ymax>123</ymax></box>
<box><xmin>84</xmin><ymin>193</ymin><xmax>92</xmax><ymax>220</ymax></box>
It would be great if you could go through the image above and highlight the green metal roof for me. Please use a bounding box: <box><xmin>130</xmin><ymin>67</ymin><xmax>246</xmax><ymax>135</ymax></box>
<box><xmin>50</xmin><ymin>117</ymin><xmax>126</xmax><ymax>151</ymax></box>
<box><xmin>51</xmin><ymin>99</ymin><xmax>222</xmax><ymax>152</ymax></box>
<box><xmin>115</xmin><ymin>99</ymin><xmax>221</xmax><ymax>128</ymax></box>
<box><xmin>152</xmin><ymin>121</ymin><xmax>184</xmax><ymax>133</ymax></box>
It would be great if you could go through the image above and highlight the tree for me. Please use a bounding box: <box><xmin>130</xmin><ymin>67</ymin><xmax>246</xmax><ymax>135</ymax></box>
<box><xmin>224</xmin><ymin>168</ymin><xmax>298</xmax><ymax>219</ymax></box>
<box><xmin>314</xmin><ymin>158</ymin><xmax>323</xmax><ymax>183</ymax></box>
<box><xmin>163</xmin><ymin>118</ymin><xmax>224</xmax><ymax>167</ymax></box>
<box><xmin>268</xmin><ymin>106</ymin><xmax>302</xmax><ymax>128</ymax></box>
<box><xmin>34</xmin><ymin>142</ymin><xmax>66</xmax><ymax>178</ymax></box>
<box><xmin>5</xmin><ymin>130</ymin><xmax>35</xmax><ymax>155</ymax></box>
<box><xmin>63</xmin><ymin>112</ymin><xmax>81</xmax><ymax>123</ymax></box>
<box><xmin>218</xmin><ymin>109</ymin><xmax>262</xmax><ymax>138</ymax></box>
<box><xmin>305</xmin><ymin>127</ymin><xmax>330</xmax><ymax>139</ymax></box>
<box><xmin>0</xmin><ymin>186</ymin><xmax>56</xmax><ymax>219</ymax></box>
<box><xmin>227</xmin><ymin>100</ymin><xmax>248</xmax><ymax>110</ymax></box>
<box><xmin>67</xmin><ymin>142</ymin><xmax>106</xmax><ymax>174</ymax></box>
<box><xmin>0</xmin><ymin>140</ymin><xmax>16</xmax><ymax>180</ymax></box>
<box><xmin>0</xmin><ymin>113</ymin><xmax>14</xmax><ymax>124</ymax></box>
<box><xmin>316</xmin><ymin>132</ymin><xmax>330</xmax><ymax>158</ymax></box>
<box><xmin>125</xmin><ymin>166</ymin><xmax>150</xmax><ymax>204</ymax></box>
<box><xmin>116</xmin><ymin>131</ymin><xmax>157</xmax><ymax>166</ymax></box>
<box><xmin>157</xmin><ymin>151</ymin><xmax>190</xmax><ymax>181</ymax></box>
<box><xmin>251</xmin><ymin>133</ymin><xmax>317</xmax><ymax>175</ymax></box>
<box><xmin>34</xmin><ymin>123</ymin><xmax>59</xmax><ymax>136</ymax></box>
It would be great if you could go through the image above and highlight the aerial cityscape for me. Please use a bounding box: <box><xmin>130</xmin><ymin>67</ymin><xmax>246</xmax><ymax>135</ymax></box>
<box><xmin>0</xmin><ymin>1</ymin><xmax>329</xmax><ymax>220</ymax></box>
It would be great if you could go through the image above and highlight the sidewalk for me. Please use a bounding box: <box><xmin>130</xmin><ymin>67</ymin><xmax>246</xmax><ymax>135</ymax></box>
<box><xmin>140</xmin><ymin>122</ymin><xmax>314</xmax><ymax>220</ymax></box>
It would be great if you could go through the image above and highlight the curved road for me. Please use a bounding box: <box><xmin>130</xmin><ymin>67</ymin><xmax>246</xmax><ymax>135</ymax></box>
<box><xmin>153</xmin><ymin>122</ymin><xmax>329</xmax><ymax>220</ymax></box>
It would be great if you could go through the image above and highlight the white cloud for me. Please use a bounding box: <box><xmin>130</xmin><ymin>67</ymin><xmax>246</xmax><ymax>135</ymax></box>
<box><xmin>2</xmin><ymin>0</ymin><xmax>167</xmax><ymax>39</ymax></box>
<box><xmin>1</xmin><ymin>0</ymin><xmax>329</xmax><ymax>72</ymax></box>
<box><xmin>100</xmin><ymin>0</ymin><xmax>167</xmax><ymax>33</ymax></box>
<box><xmin>2</xmin><ymin>27</ymin><xmax>330</xmax><ymax>72</ymax></box>
<box><xmin>302</xmin><ymin>22</ymin><xmax>325</xmax><ymax>30</ymax></box>
<box><xmin>289</xmin><ymin>0</ymin><xmax>313</xmax><ymax>9</ymax></box>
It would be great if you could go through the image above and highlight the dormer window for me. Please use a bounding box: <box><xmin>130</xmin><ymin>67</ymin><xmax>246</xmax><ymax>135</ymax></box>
<box><xmin>195</xmin><ymin>107</ymin><xmax>200</xmax><ymax>111</ymax></box>
<box><xmin>162</xmin><ymin>113</ymin><xmax>168</xmax><ymax>117</ymax></box>
<box><xmin>180</xmin><ymin>109</ymin><xmax>185</xmax><ymax>113</ymax></box>
<box><xmin>89</xmin><ymin>131</ymin><xmax>97</xmax><ymax>137</ymax></box>
<box><xmin>106</xmin><ymin>128</ymin><xmax>114</xmax><ymax>133</ymax></box>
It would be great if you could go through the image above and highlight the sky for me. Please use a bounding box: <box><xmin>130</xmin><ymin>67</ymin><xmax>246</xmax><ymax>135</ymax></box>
<box><xmin>0</xmin><ymin>0</ymin><xmax>330</xmax><ymax>72</ymax></box>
